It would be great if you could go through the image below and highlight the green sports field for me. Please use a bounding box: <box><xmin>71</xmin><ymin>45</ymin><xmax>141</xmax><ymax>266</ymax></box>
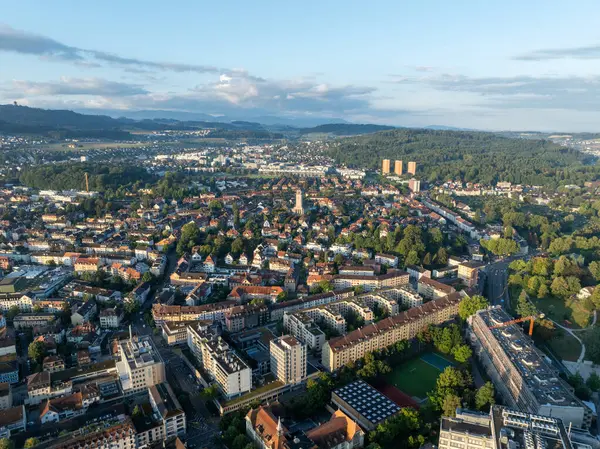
<box><xmin>386</xmin><ymin>356</ymin><xmax>447</xmax><ymax>399</ymax></box>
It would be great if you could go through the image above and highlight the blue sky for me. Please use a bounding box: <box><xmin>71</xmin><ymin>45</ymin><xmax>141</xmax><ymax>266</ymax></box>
<box><xmin>2</xmin><ymin>0</ymin><xmax>600</xmax><ymax>130</ymax></box>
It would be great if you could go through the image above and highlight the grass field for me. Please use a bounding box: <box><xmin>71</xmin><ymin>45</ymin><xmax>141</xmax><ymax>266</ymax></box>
<box><xmin>531</xmin><ymin>295</ymin><xmax>591</xmax><ymax>329</ymax></box>
<box><xmin>386</xmin><ymin>357</ymin><xmax>445</xmax><ymax>399</ymax></box>
<box><xmin>547</xmin><ymin>332</ymin><xmax>582</xmax><ymax>362</ymax></box>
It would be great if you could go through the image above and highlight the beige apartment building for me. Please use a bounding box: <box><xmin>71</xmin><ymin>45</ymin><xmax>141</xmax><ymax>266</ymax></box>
<box><xmin>270</xmin><ymin>335</ymin><xmax>307</xmax><ymax>385</ymax></box>
<box><xmin>394</xmin><ymin>160</ymin><xmax>403</xmax><ymax>175</ymax></box>
<box><xmin>116</xmin><ymin>335</ymin><xmax>166</xmax><ymax>394</ymax></box>
<box><xmin>408</xmin><ymin>161</ymin><xmax>417</xmax><ymax>175</ymax></box>
<box><xmin>382</xmin><ymin>159</ymin><xmax>391</xmax><ymax>174</ymax></box>
<box><xmin>322</xmin><ymin>291</ymin><xmax>464</xmax><ymax>371</ymax></box>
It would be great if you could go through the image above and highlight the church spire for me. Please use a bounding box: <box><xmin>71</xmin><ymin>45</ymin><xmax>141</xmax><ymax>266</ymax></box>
<box><xmin>277</xmin><ymin>416</ymin><xmax>283</xmax><ymax>435</ymax></box>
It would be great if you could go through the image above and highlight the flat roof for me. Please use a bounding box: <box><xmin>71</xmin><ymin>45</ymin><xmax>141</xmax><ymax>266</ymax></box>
<box><xmin>333</xmin><ymin>380</ymin><xmax>400</xmax><ymax>425</ymax></box>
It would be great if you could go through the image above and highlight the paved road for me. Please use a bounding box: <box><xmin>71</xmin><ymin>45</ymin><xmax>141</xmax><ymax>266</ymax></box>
<box><xmin>486</xmin><ymin>259</ymin><xmax>511</xmax><ymax>307</ymax></box>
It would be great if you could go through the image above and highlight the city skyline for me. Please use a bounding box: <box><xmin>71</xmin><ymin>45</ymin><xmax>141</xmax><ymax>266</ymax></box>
<box><xmin>2</xmin><ymin>1</ymin><xmax>600</xmax><ymax>130</ymax></box>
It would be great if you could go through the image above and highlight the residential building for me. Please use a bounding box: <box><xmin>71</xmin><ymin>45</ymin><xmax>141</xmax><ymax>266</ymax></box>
<box><xmin>394</xmin><ymin>160</ymin><xmax>403</xmax><ymax>175</ymax></box>
<box><xmin>13</xmin><ymin>313</ymin><xmax>55</xmax><ymax>330</ymax></box>
<box><xmin>42</xmin><ymin>355</ymin><xmax>65</xmax><ymax>373</ymax></box>
<box><xmin>418</xmin><ymin>277</ymin><xmax>456</xmax><ymax>300</ymax></box>
<box><xmin>116</xmin><ymin>334</ymin><xmax>166</xmax><ymax>395</ymax></box>
<box><xmin>0</xmin><ymin>293</ymin><xmax>33</xmax><ymax>312</ymax></box>
<box><xmin>408</xmin><ymin>178</ymin><xmax>421</xmax><ymax>193</ymax></box>
<box><xmin>225</xmin><ymin>304</ymin><xmax>269</xmax><ymax>332</ymax></box>
<box><xmin>270</xmin><ymin>336</ymin><xmax>307</xmax><ymax>385</ymax></box>
<box><xmin>322</xmin><ymin>292</ymin><xmax>464</xmax><ymax>371</ymax></box>
<box><xmin>332</xmin><ymin>270</ymin><xmax>409</xmax><ymax>292</ymax></box>
<box><xmin>160</xmin><ymin>320</ymin><xmax>208</xmax><ymax>346</ymax></box>
<box><xmin>71</xmin><ymin>300</ymin><xmax>97</xmax><ymax>325</ymax></box>
<box><xmin>374</xmin><ymin>254</ymin><xmax>398</xmax><ymax>268</ymax></box>
<box><xmin>283</xmin><ymin>311</ymin><xmax>326</xmax><ymax>351</ymax></box>
<box><xmin>46</xmin><ymin>417</ymin><xmax>136</xmax><ymax>449</ymax></box>
<box><xmin>40</xmin><ymin>392</ymin><xmax>85</xmax><ymax>424</ymax></box>
<box><xmin>152</xmin><ymin>301</ymin><xmax>238</xmax><ymax>325</ymax></box>
<box><xmin>99</xmin><ymin>307</ymin><xmax>123</xmax><ymax>328</ymax></box>
<box><xmin>0</xmin><ymin>383</ymin><xmax>11</xmax><ymax>410</ymax></box>
<box><xmin>381</xmin><ymin>159</ymin><xmax>391</xmax><ymax>175</ymax></box>
<box><xmin>407</xmin><ymin>161</ymin><xmax>416</xmax><ymax>175</ymax></box>
<box><xmin>0</xmin><ymin>405</ymin><xmax>25</xmax><ymax>439</ymax></box>
<box><xmin>26</xmin><ymin>371</ymin><xmax>73</xmax><ymax>405</ymax></box>
<box><xmin>458</xmin><ymin>261</ymin><xmax>481</xmax><ymax>288</ymax></box>
<box><xmin>469</xmin><ymin>307</ymin><xmax>592</xmax><ymax>429</ymax></box>
<box><xmin>149</xmin><ymin>383</ymin><xmax>187</xmax><ymax>439</ymax></box>
<box><xmin>187</xmin><ymin>322</ymin><xmax>252</xmax><ymax>398</ymax></box>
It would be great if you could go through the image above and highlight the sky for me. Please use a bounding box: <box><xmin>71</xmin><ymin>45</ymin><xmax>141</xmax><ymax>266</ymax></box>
<box><xmin>2</xmin><ymin>0</ymin><xmax>600</xmax><ymax>131</ymax></box>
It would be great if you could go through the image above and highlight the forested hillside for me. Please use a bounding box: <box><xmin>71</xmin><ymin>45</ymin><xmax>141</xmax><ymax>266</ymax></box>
<box><xmin>327</xmin><ymin>129</ymin><xmax>598</xmax><ymax>186</ymax></box>
<box><xmin>18</xmin><ymin>164</ymin><xmax>156</xmax><ymax>191</ymax></box>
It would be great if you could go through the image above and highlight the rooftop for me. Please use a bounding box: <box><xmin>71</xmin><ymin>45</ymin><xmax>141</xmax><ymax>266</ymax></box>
<box><xmin>333</xmin><ymin>380</ymin><xmax>400</xmax><ymax>425</ymax></box>
<box><xmin>476</xmin><ymin>307</ymin><xmax>582</xmax><ymax>409</ymax></box>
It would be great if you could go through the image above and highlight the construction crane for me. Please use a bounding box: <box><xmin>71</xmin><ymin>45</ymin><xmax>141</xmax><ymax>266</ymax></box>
<box><xmin>84</xmin><ymin>173</ymin><xmax>89</xmax><ymax>193</ymax></box>
<box><xmin>489</xmin><ymin>313</ymin><xmax>545</xmax><ymax>336</ymax></box>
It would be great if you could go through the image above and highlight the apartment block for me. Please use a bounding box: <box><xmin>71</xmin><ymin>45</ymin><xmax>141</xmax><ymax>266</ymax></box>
<box><xmin>382</xmin><ymin>159</ymin><xmax>391</xmax><ymax>175</ymax></box>
<box><xmin>283</xmin><ymin>311</ymin><xmax>326</xmax><ymax>351</ymax></box>
<box><xmin>332</xmin><ymin>269</ymin><xmax>409</xmax><ymax>292</ymax></box>
<box><xmin>115</xmin><ymin>334</ymin><xmax>166</xmax><ymax>394</ymax></box>
<box><xmin>152</xmin><ymin>301</ymin><xmax>238</xmax><ymax>325</ymax></box>
<box><xmin>394</xmin><ymin>160</ymin><xmax>403</xmax><ymax>175</ymax></box>
<box><xmin>418</xmin><ymin>277</ymin><xmax>457</xmax><ymax>300</ymax></box>
<box><xmin>323</xmin><ymin>292</ymin><xmax>464</xmax><ymax>371</ymax></box>
<box><xmin>187</xmin><ymin>322</ymin><xmax>252</xmax><ymax>399</ymax></box>
<box><xmin>408</xmin><ymin>161</ymin><xmax>417</xmax><ymax>175</ymax></box>
<box><xmin>270</xmin><ymin>336</ymin><xmax>307</xmax><ymax>385</ymax></box>
<box><xmin>149</xmin><ymin>383</ymin><xmax>186</xmax><ymax>439</ymax></box>
<box><xmin>469</xmin><ymin>307</ymin><xmax>591</xmax><ymax>429</ymax></box>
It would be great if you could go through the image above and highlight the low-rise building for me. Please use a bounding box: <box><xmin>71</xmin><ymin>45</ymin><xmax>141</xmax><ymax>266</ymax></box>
<box><xmin>149</xmin><ymin>382</ymin><xmax>187</xmax><ymax>440</ymax></box>
<box><xmin>13</xmin><ymin>313</ymin><xmax>55</xmax><ymax>330</ymax></box>
<box><xmin>0</xmin><ymin>383</ymin><xmax>12</xmax><ymax>410</ymax></box>
<box><xmin>332</xmin><ymin>381</ymin><xmax>400</xmax><ymax>431</ymax></box>
<box><xmin>99</xmin><ymin>307</ymin><xmax>123</xmax><ymax>328</ymax></box>
<box><xmin>71</xmin><ymin>300</ymin><xmax>97</xmax><ymax>325</ymax></box>
<box><xmin>0</xmin><ymin>405</ymin><xmax>25</xmax><ymax>439</ymax></box>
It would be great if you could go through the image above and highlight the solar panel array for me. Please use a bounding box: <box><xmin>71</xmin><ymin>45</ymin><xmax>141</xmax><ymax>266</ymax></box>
<box><xmin>334</xmin><ymin>381</ymin><xmax>400</xmax><ymax>424</ymax></box>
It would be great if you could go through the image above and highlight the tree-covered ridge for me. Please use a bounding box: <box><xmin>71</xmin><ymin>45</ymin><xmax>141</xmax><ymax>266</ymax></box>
<box><xmin>18</xmin><ymin>163</ymin><xmax>156</xmax><ymax>191</ymax></box>
<box><xmin>326</xmin><ymin>129</ymin><xmax>598</xmax><ymax>186</ymax></box>
<box><xmin>298</xmin><ymin>123</ymin><xmax>396</xmax><ymax>136</ymax></box>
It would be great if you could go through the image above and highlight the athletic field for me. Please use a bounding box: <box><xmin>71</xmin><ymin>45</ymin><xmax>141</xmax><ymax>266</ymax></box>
<box><xmin>385</xmin><ymin>353</ymin><xmax>454</xmax><ymax>399</ymax></box>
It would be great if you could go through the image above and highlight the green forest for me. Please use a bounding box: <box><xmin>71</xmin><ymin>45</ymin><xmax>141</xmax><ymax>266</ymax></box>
<box><xmin>18</xmin><ymin>163</ymin><xmax>156</xmax><ymax>191</ymax></box>
<box><xmin>326</xmin><ymin>129</ymin><xmax>599</xmax><ymax>186</ymax></box>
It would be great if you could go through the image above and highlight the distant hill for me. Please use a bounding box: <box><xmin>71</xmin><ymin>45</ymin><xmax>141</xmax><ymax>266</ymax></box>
<box><xmin>0</xmin><ymin>104</ymin><xmax>388</xmax><ymax>140</ymax></box>
<box><xmin>298</xmin><ymin>123</ymin><xmax>396</xmax><ymax>136</ymax></box>
<box><xmin>81</xmin><ymin>109</ymin><xmax>349</xmax><ymax>127</ymax></box>
<box><xmin>0</xmin><ymin>104</ymin><xmax>121</xmax><ymax>129</ymax></box>
<box><xmin>326</xmin><ymin>128</ymin><xmax>596</xmax><ymax>187</ymax></box>
<box><xmin>0</xmin><ymin>104</ymin><xmax>279</xmax><ymax>139</ymax></box>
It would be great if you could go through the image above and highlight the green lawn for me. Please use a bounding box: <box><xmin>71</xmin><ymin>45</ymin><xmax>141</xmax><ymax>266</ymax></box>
<box><xmin>547</xmin><ymin>333</ymin><xmax>582</xmax><ymax>362</ymax></box>
<box><xmin>531</xmin><ymin>295</ymin><xmax>591</xmax><ymax>329</ymax></box>
<box><xmin>386</xmin><ymin>358</ymin><xmax>442</xmax><ymax>399</ymax></box>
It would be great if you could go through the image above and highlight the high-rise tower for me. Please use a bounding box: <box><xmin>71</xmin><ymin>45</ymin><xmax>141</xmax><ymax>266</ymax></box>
<box><xmin>292</xmin><ymin>189</ymin><xmax>304</xmax><ymax>214</ymax></box>
<box><xmin>382</xmin><ymin>159</ymin><xmax>391</xmax><ymax>174</ymax></box>
<box><xmin>394</xmin><ymin>160</ymin><xmax>403</xmax><ymax>175</ymax></box>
